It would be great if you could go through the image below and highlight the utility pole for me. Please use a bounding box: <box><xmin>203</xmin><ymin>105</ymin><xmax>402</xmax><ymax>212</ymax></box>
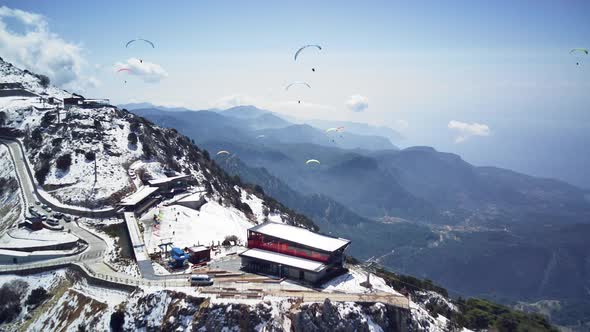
<box><xmin>94</xmin><ymin>149</ymin><xmax>98</xmax><ymax>184</ymax></box>
<box><xmin>361</xmin><ymin>250</ymin><xmax>395</xmax><ymax>289</ymax></box>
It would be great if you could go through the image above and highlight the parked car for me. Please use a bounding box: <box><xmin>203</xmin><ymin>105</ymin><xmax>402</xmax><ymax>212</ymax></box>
<box><xmin>63</xmin><ymin>215</ymin><xmax>72</xmax><ymax>223</ymax></box>
<box><xmin>53</xmin><ymin>213</ymin><xmax>64</xmax><ymax>220</ymax></box>
<box><xmin>40</xmin><ymin>215</ymin><xmax>47</xmax><ymax>221</ymax></box>
<box><xmin>46</xmin><ymin>207</ymin><xmax>52</xmax><ymax>213</ymax></box>
<box><xmin>47</xmin><ymin>218</ymin><xmax>59</xmax><ymax>226</ymax></box>
<box><xmin>28</xmin><ymin>206</ymin><xmax>36</xmax><ymax>213</ymax></box>
<box><xmin>35</xmin><ymin>201</ymin><xmax>41</xmax><ymax>206</ymax></box>
<box><xmin>189</xmin><ymin>274</ymin><xmax>214</xmax><ymax>286</ymax></box>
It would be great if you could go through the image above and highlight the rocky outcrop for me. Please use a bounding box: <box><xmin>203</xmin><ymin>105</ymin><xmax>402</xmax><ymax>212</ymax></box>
<box><xmin>292</xmin><ymin>298</ymin><xmax>411</xmax><ymax>332</ymax></box>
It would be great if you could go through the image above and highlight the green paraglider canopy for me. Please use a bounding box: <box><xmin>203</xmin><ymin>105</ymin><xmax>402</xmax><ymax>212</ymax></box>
<box><xmin>570</xmin><ymin>48</ymin><xmax>589</xmax><ymax>55</ymax></box>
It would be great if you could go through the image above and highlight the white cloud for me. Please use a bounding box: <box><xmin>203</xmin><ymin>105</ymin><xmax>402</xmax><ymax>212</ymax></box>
<box><xmin>114</xmin><ymin>58</ymin><xmax>168</xmax><ymax>83</ymax></box>
<box><xmin>346</xmin><ymin>94</ymin><xmax>369</xmax><ymax>112</ymax></box>
<box><xmin>0</xmin><ymin>6</ymin><xmax>87</xmax><ymax>87</ymax></box>
<box><xmin>394</xmin><ymin>119</ymin><xmax>409</xmax><ymax>131</ymax></box>
<box><xmin>448</xmin><ymin>120</ymin><xmax>491</xmax><ymax>143</ymax></box>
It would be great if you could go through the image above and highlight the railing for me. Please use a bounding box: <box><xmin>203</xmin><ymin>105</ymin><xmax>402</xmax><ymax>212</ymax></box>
<box><xmin>247</xmin><ymin>239</ymin><xmax>330</xmax><ymax>263</ymax></box>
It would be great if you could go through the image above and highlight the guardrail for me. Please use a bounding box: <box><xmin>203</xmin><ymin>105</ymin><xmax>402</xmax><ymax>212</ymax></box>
<box><xmin>0</xmin><ymin>258</ymin><xmax>189</xmax><ymax>288</ymax></box>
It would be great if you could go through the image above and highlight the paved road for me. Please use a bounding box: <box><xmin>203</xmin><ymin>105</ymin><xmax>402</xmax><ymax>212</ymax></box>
<box><xmin>0</xmin><ymin>139</ymin><xmax>107</xmax><ymax>263</ymax></box>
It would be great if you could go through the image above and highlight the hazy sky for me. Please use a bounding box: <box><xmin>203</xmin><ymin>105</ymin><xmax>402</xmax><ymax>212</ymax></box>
<box><xmin>2</xmin><ymin>1</ymin><xmax>590</xmax><ymax>186</ymax></box>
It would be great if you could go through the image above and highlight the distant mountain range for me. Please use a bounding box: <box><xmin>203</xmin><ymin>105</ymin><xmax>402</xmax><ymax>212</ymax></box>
<box><xmin>131</xmin><ymin>103</ymin><xmax>590</xmax><ymax>327</ymax></box>
<box><xmin>123</xmin><ymin>103</ymin><xmax>401</xmax><ymax>151</ymax></box>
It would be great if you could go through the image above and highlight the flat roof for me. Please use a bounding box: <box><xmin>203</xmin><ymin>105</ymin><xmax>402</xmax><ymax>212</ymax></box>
<box><xmin>240</xmin><ymin>248</ymin><xmax>326</xmax><ymax>273</ymax></box>
<box><xmin>120</xmin><ymin>186</ymin><xmax>158</xmax><ymax>206</ymax></box>
<box><xmin>249</xmin><ymin>222</ymin><xmax>350</xmax><ymax>253</ymax></box>
<box><xmin>178</xmin><ymin>192</ymin><xmax>205</xmax><ymax>203</ymax></box>
<box><xmin>123</xmin><ymin>212</ymin><xmax>144</xmax><ymax>248</ymax></box>
<box><xmin>148</xmin><ymin>174</ymin><xmax>191</xmax><ymax>186</ymax></box>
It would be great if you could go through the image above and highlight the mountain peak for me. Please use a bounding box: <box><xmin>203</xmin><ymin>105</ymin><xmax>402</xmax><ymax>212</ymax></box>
<box><xmin>220</xmin><ymin>105</ymin><xmax>269</xmax><ymax>119</ymax></box>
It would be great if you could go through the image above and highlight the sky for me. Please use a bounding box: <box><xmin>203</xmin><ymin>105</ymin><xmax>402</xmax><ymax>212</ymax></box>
<box><xmin>1</xmin><ymin>1</ymin><xmax>590</xmax><ymax>187</ymax></box>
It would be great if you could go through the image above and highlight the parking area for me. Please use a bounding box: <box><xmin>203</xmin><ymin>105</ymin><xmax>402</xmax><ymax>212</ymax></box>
<box><xmin>208</xmin><ymin>253</ymin><xmax>243</xmax><ymax>272</ymax></box>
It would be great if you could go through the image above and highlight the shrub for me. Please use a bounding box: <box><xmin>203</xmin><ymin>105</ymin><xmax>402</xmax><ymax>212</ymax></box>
<box><xmin>130</xmin><ymin>120</ymin><xmax>141</xmax><ymax>132</ymax></box>
<box><xmin>84</xmin><ymin>151</ymin><xmax>96</xmax><ymax>161</ymax></box>
<box><xmin>222</xmin><ymin>235</ymin><xmax>239</xmax><ymax>246</ymax></box>
<box><xmin>56</xmin><ymin>153</ymin><xmax>72</xmax><ymax>172</ymax></box>
<box><xmin>127</xmin><ymin>132</ymin><xmax>138</xmax><ymax>145</ymax></box>
<box><xmin>25</xmin><ymin>287</ymin><xmax>48</xmax><ymax>308</ymax></box>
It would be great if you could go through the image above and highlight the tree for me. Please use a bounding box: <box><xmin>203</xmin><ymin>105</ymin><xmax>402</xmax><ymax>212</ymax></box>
<box><xmin>25</xmin><ymin>287</ymin><xmax>48</xmax><ymax>308</ymax></box>
<box><xmin>127</xmin><ymin>132</ymin><xmax>138</xmax><ymax>145</ymax></box>
<box><xmin>35</xmin><ymin>162</ymin><xmax>50</xmax><ymax>185</ymax></box>
<box><xmin>142</xmin><ymin>143</ymin><xmax>153</xmax><ymax>159</ymax></box>
<box><xmin>0</xmin><ymin>280</ymin><xmax>28</xmax><ymax>324</ymax></box>
<box><xmin>84</xmin><ymin>151</ymin><xmax>96</xmax><ymax>161</ymax></box>
<box><xmin>31</xmin><ymin>128</ymin><xmax>43</xmax><ymax>144</ymax></box>
<box><xmin>0</xmin><ymin>111</ymin><xmax>6</xmax><ymax>126</ymax></box>
<box><xmin>110</xmin><ymin>310</ymin><xmax>125</xmax><ymax>332</ymax></box>
<box><xmin>56</xmin><ymin>153</ymin><xmax>72</xmax><ymax>172</ymax></box>
<box><xmin>222</xmin><ymin>235</ymin><xmax>239</xmax><ymax>246</ymax></box>
<box><xmin>35</xmin><ymin>74</ymin><xmax>50</xmax><ymax>88</ymax></box>
<box><xmin>254</xmin><ymin>185</ymin><xmax>264</xmax><ymax>195</ymax></box>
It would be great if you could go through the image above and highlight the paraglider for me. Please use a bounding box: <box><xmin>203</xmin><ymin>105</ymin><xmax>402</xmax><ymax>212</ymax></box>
<box><xmin>295</xmin><ymin>44</ymin><xmax>322</xmax><ymax>71</ymax></box>
<box><xmin>117</xmin><ymin>68</ymin><xmax>132</xmax><ymax>83</ymax></box>
<box><xmin>570</xmin><ymin>48</ymin><xmax>588</xmax><ymax>55</ymax></box>
<box><xmin>286</xmin><ymin>82</ymin><xmax>311</xmax><ymax>104</ymax></box>
<box><xmin>126</xmin><ymin>39</ymin><xmax>155</xmax><ymax>48</ymax></box>
<box><xmin>285</xmin><ymin>81</ymin><xmax>311</xmax><ymax>90</ymax></box>
<box><xmin>570</xmin><ymin>48</ymin><xmax>588</xmax><ymax>66</ymax></box>
<box><xmin>305</xmin><ymin>159</ymin><xmax>320</xmax><ymax>165</ymax></box>
<box><xmin>216</xmin><ymin>150</ymin><xmax>230</xmax><ymax>156</ymax></box>
<box><xmin>325</xmin><ymin>127</ymin><xmax>344</xmax><ymax>133</ymax></box>
<box><xmin>126</xmin><ymin>39</ymin><xmax>155</xmax><ymax>63</ymax></box>
<box><xmin>326</xmin><ymin>127</ymin><xmax>344</xmax><ymax>143</ymax></box>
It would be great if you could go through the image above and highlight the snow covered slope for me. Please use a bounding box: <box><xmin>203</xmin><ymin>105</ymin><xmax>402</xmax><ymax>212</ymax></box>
<box><xmin>0</xmin><ymin>58</ymin><xmax>316</xmax><ymax>231</ymax></box>
<box><xmin>0</xmin><ymin>145</ymin><xmax>22</xmax><ymax>235</ymax></box>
